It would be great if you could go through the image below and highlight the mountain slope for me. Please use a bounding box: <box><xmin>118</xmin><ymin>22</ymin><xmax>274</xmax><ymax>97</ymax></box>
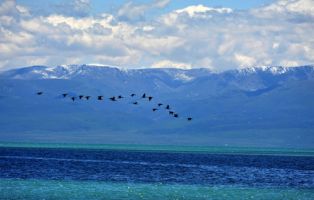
<box><xmin>0</xmin><ymin>65</ymin><xmax>313</xmax><ymax>148</ymax></box>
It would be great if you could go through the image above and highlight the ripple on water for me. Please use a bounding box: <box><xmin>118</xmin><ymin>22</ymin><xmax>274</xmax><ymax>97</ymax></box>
<box><xmin>0</xmin><ymin>147</ymin><xmax>314</xmax><ymax>188</ymax></box>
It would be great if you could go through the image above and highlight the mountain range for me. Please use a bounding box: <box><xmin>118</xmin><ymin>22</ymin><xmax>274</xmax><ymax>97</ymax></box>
<box><xmin>0</xmin><ymin>64</ymin><xmax>313</xmax><ymax>148</ymax></box>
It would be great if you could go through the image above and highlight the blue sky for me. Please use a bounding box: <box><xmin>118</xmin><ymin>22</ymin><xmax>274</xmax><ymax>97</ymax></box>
<box><xmin>17</xmin><ymin>0</ymin><xmax>275</xmax><ymax>15</ymax></box>
<box><xmin>0</xmin><ymin>0</ymin><xmax>313</xmax><ymax>70</ymax></box>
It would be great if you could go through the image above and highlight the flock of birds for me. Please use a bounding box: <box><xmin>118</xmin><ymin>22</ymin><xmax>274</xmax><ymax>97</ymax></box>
<box><xmin>36</xmin><ymin>91</ymin><xmax>193</xmax><ymax>121</ymax></box>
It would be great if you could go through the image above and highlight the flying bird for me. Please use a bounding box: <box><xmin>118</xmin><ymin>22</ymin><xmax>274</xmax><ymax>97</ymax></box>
<box><xmin>33</xmin><ymin>90</ymin><xmax>191</xmax><ymax>123</ymax></box>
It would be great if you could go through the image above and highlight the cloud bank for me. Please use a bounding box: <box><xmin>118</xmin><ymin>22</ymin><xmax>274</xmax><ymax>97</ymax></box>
<box><xmin>0</xmin><ymin>0</ymin><xmax>313</xmax><ymax>70</ymax></box>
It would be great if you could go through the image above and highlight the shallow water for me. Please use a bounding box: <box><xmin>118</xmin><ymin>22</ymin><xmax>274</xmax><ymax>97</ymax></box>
<box><xmin>1</xmin><ymin>179</ymin><xmax>314</xmax><ymax>200</ymax></box>
<box><xmin>0</xmin><ymin>147</ymin><xmax>314</xmax><ymax>199</ymax></box>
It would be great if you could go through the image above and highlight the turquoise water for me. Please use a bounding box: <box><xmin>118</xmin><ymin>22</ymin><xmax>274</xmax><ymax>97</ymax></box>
<box><xmin>1</xmin><ymin>143</ymin><xmax>314</xmax><ymax>199</ymax></box>
<box><xmin>1</xmin><ymin>179</ymin><xmax>313</xmax><ymax>200</ymax></box>
<box><xmin>1</xmin><ymin>142</ymin><xmax>314</xmax><ymax>156</ymax></box>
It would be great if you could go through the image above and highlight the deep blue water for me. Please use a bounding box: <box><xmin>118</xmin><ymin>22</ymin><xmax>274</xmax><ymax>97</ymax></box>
<box><xmin>0</xmin><ymin>147</ymin><xmax>314</xmax><ymax>188</ymax></box>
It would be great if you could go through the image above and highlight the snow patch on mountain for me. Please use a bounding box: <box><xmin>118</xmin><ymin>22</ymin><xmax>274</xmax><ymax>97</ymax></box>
<box><xmin>237</xmin><ymin>66</ymin><xmax>290</xmax><ymax>74</ymax></box>
<box><xmin>1</xmin><ymin>64</ymin><xmax>313</xmax><ymax>84</ymax></box>
<box><xmin>174</xmin><ymin>73</ymin><xmax>194</xmax><ymax>82</ymax></box>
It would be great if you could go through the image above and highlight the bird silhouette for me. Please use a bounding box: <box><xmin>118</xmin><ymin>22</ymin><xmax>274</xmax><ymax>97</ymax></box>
<box><xmin>33</xmin><ymin>90</ymin><xmax>192</xmax><ymax>123</ymax></box>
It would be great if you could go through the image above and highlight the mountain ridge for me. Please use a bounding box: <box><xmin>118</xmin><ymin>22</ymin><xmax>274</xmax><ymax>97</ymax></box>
<box><xmin>0</xmin><ymin>64</ymin><xmax>313</xmax><ymax>147</ymax></box>
<box><xmin>1</xmin><ymin>64</ymin><xmax>313</xmax><ymax>81</ymax></box>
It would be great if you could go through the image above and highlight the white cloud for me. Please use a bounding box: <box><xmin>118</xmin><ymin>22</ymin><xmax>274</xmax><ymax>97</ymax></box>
<box><xmin>15</xmin><ymin>5</ymin><xmax>30</xmax><ymax>16</ymax></box>
<box><xmin>279</xmin><ymin>60</ymin><xmax>300</xmax><ymax>66</ymax></box>
<box><xmin>117</xmin><ymin>0</ymin><xmax>170</xmax><ymax>22</ymax></box>
<box><xmin>259</xmin><ymin>0</ymin><xmax>314</xmax><ymax>16</ymax></box>
<box><xmin>234</xmin><ymin>54</ymin><xmax>257</xmax><ymax>68</ymax></box>
<box><xmin>152</xmin><ymin>60</ymin><xmax>191</xmax><ymax>69</ymax></box>
<box><xmin>154</xmin><ymin>0</ymin><xmax>171</xmax><ymax>8</ymax></box>
<box><xmin>53</xmin><ymin>0</ymin><xmax>91</xmax><ymax>17</ymax></box>
<box><xmin>0</xmin><ymin>0</ymin><xmax>313</xmax><ymax>71</ymax></box>
<box><xmin>0</xmin><ymin>0</ymin><xmax>16</xmax><ymax>15</ymax></box>
<box><xmin>175</xmin><ymin>4</ymin><xmax>232</xmax><ymax>17</ymax></box>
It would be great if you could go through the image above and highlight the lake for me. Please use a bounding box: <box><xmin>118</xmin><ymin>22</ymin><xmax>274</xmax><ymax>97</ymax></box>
<box><xmin>0</xmin><ymin>144</ymin><xmax>313</xmax><ymax>199</ymax></box>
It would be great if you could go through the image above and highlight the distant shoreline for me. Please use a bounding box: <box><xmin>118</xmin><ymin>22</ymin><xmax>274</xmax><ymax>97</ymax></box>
<box><xmin>1</xmin><ymin>142</ymin><xmax>314</xmax><ymax>157</ymax></box>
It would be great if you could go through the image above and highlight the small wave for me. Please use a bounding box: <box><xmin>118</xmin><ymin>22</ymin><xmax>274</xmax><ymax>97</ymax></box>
<box><xmin>0</xmin><ymin>155</ymin><xmax>219</xmax><ymax>169</ymax></box>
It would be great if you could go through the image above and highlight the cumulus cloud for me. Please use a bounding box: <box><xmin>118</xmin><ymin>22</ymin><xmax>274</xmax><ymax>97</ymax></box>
<box><xmin>117</xmin><ymin>0</ymin><xmax>170</xmax><ymax>22</ymax></box>
<box><xmin>175</xmin><ymin>4</ymin><xmax>232</xmax><ymax>17</ymax></box>
<box><xmin>53</xmin><ymin>0</ymin><xmax>91</xmax><ymax>17</ymax></box>
<box><xmin>254</xmin><ymin>0</ymin><xmax>314</xmax><ymax>17</ymax></box>
<box><xmin>0</xmin><ymin>0</ymin><xmax>29</xmax><ymax>18</ymax></box>
<box><xmin>0</xmin><ymin>0</ymin><xmax>313</xmax><ymax>71</ymax></box>
<box><xmin>152</xmin><ymin>60</ymin><xmax>192</xmax><ymax>69</ymax></box>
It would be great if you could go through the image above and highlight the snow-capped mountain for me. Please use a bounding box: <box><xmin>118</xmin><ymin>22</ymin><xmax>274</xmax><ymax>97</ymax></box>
<box><xmin>1</xmin><ymin>64</ymin><xmax>313</xmax><ymax>80</ymax></box>
<box><xmin>1</xmin><ymin>64</ymin><xmax>313</xmax><ymax>94</ymax></box>
<box><xmin>0</xmin><ymin>65</ymin><xmax>313</xmax><ymax>148</ymax></box>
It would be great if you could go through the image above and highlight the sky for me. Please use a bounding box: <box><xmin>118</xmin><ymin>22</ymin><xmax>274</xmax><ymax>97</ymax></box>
<box><xmin>0</xmin><ymin>0</ymin><xmax>313</xmax><ymax>71</ymax></box>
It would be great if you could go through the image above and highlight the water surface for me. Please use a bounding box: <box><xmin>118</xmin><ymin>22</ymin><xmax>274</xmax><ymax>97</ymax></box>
<box><xmin>0</xmin><ymin>145</ymin><xmax>313</xmax><ymax>199</ymax></box>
